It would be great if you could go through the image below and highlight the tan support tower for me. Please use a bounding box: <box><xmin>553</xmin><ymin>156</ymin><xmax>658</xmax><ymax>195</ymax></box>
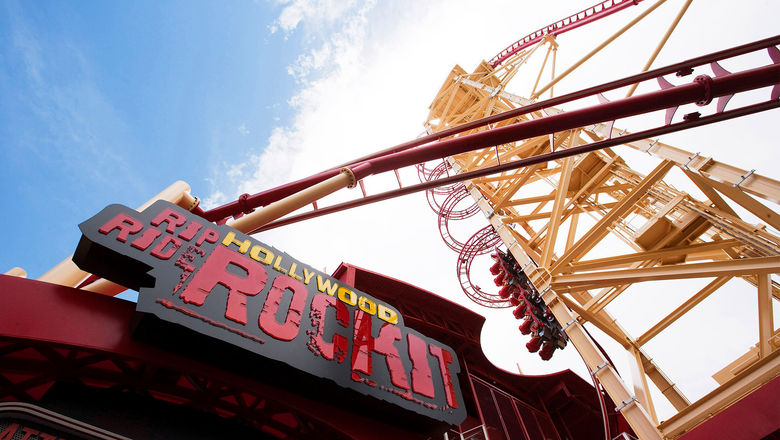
<box><xmin>423</xmin><ymin>3</ymin><xmax>779</xmax><ymax>438</ymax></box>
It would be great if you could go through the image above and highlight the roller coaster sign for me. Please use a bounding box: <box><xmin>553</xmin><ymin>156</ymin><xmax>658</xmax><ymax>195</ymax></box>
<box><xmin>73</xmin><ymin>200</ymin><xmax>466</xmax><ymax>425</ymax></box>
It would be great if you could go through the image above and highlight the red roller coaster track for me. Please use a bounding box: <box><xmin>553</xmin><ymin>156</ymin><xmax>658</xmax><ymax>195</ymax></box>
<box><xmin>202</xmin><ymin>36</ymin><xmax>780</xmax><ymax>229</ymax></box>
<box><xmin>488</xmin><ymin>0</ymin><xmax>644</xmax><ymax>67</ymax></box>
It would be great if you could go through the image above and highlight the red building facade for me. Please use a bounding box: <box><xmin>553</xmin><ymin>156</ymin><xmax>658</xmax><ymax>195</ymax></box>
<box><xmin>0</xmin><ymin>259</ymin><xmax>624</xmax><ymax>439</ymax></box>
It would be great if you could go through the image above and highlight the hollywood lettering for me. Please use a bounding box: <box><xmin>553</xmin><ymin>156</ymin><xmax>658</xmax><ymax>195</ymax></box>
<box><xmin>73</xmin><ymin>201</ymin><xmax>466</xmax><ymax>425</ymax></box>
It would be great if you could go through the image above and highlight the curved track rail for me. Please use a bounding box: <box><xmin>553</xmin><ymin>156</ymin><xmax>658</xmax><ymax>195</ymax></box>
<box><xmin>455</xmin><ymin>226</ymin><xmax>506</xmax><ymax>308</ymax></box>
<box><xmin>436</xmin><ymin>188</ymin><xmax>480</xmax><ymax>252</ymax></box>
<box><xmin>488</xmin><ymin>0</ymin><xmax>643</xmax><ymax>67</ymax></box>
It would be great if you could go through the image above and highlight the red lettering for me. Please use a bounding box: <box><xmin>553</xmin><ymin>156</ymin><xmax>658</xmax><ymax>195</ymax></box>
<box><xmin>130</xmin><ymin>228</ymin><xmax>162</xmax><ymax>251</ymax></box>
<box><xmin>429</xmin><ymin>344</ymin><xmax>458</xmax><ymax>408</ymax></box>
<box><xmin>150</xmin><ymin>234</ymin><xmax>182</xmax><ymax>260</ymax></box>
<box><xmin>151</xmin><ymin>207</ymin><xmax>186</xmax><ymax>233</ymax></box>
<box><xmin>258</xmin><ymin>275</ymin><xmax>308</xmax><ymax>341</ymax></box>
<box><xmin>0</xmin><ymin>423</ymin><xmax>19</xmax><ymax>440</ymax></box>
<box><xmin>98</xmin><ymin>212</ymin><xmax>143</xmax><ymax>242</ymax></box>
<box><xmin>351</xmin><ymin>310</ymin><xmax>374</xmax><ymax>380</ymax></box>
<box><xmin>178</xmin><ymin>221</ymin><xmax>203</xmax><ymax>241</ymax></box>
<box><xmin>179</xmin><ymin>245</ymin><xmax>268</xmax><ymax>325</ymax></box>
<box><xmin>310</xmin><ymin>294</ymin><xmax>349</xmax><ymax>362</ymax></box>
<box><xmin>350</xmin><ymin>315</ymin><xmax>413</xmax><ymax>390</ymax></box>
<box><xmin>38</xmin><ymin>434</ymin><xmax>56</xmax><ymax>440</ymax></box>
<box><xmin>196</xmin><ymin>228</ymin><xmax>220</xmax><ymax>246</ymax></box>
<box><xmin>19</xmin><ymin>427</ymin><xmax>39</xmax><ymax>440</ymax></box>
<box><xmin>407</xmin><ymin>333</ymin><xmax>434</xmax><ymax>398</ymax></box>
<box><xmin>374</xmin><ymin>323</ymin><xmax>409</xmax><ymax>390</ymax></box>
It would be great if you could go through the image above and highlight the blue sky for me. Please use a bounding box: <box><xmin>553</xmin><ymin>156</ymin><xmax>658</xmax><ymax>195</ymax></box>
<box><xmin>1</xmin><ymin>0</ymin><xmax>778</xmax><ymax>420</ymax></box>
<box><xmin>4</xmin><ymin>0</ymin><xmax>776</xmax><ymax>280</ymax></box>
<box><xmin>1</xmin><ymin>1</ymin><xmax>302</xmax><ymax>276</ymax></box>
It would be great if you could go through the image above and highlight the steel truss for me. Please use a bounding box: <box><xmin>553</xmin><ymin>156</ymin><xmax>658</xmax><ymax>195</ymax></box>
<box><xmin>421</xmin><ymin>27</ymin><xmax>779</xmax><ymax>440</ymax></box>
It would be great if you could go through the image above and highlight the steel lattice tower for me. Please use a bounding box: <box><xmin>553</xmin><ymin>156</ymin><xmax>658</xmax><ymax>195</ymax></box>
<box><xmin>418</xmin><ymin>1</ymin><xmax>779</xmax><ymax>438</ymax></box>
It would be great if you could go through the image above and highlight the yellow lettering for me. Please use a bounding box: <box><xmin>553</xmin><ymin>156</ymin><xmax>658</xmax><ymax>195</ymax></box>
<box><xmin>272</xmin><ymin>255</ymin><xmax>288</xmax><ymax>274</ymax></box>
<box><xmin>378</xmin><ymin>305</ymin><xmax>398</xmax><ymax>325</ymax></box>
<box><xmin>316</xmin><ymin>275</ymin><xmax>338</xmax><ymax>296</ymax></box>
<box><xmin>303</xmin><ymin>268</ymin><xmax>316</xmax><ymax>285</ymax></box>
<box><xmin>358</xmin><ymin>297</ymin><xmax>376</xmax><ymax>315</ymax></box>
<box><xmin>249</xmin><ymin>244</ymin><xmax>274</xmax><ymax>265</ymax></box>
<box><xmin>338</xmin><ymin>287</ymin><xmax>357</xmax><ymax>306</ymax></box>
<box><xmin>288</xmin><ymin>262</ymin><xmax>303</xmax><ymax>281</ymax></box>
<box><xmin>221</xmin><ymin>231</ymin><xmax>251</xmax><ymax>254</ymax></box>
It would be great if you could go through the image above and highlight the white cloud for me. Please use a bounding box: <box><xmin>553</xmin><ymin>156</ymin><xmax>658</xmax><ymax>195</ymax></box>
<box><xmin>238</xmin><ymin>123</ymin><xmax>250</xmax><ymax>135</ymax></box>
<box><xmin>287</xmin><ymin>42</ymin><xmax>331</xmax><ymax>81</ymax></box>
<box><xmin>202</xmin><ymin>189</ymin><xmax>228</xmax><ymax>210</ymax></box>
<box><xmin>284</xmin><ymin>0</ymin><xmax>374</xmax><ymax>83</ymax></box>
<box><xmin>236</xmin><ymin>125</ymin><xmax>303</xmax><ymax>195</ymax></box>
<box><xmin>269</xmin><ymin>0</ymin><xmax>361</xmax><ymax>35</ymax></box>
<box><xmin>226</xmin><ymin>163</ymin><xmax>245</xmax><ymax>179</ymax></box>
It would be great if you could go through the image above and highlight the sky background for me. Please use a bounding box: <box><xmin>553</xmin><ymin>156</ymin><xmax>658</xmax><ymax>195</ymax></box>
<box><xmin>2</xmin><ymin>0</ymin><xmax>778</xmax><ymax>422</ymax></box>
